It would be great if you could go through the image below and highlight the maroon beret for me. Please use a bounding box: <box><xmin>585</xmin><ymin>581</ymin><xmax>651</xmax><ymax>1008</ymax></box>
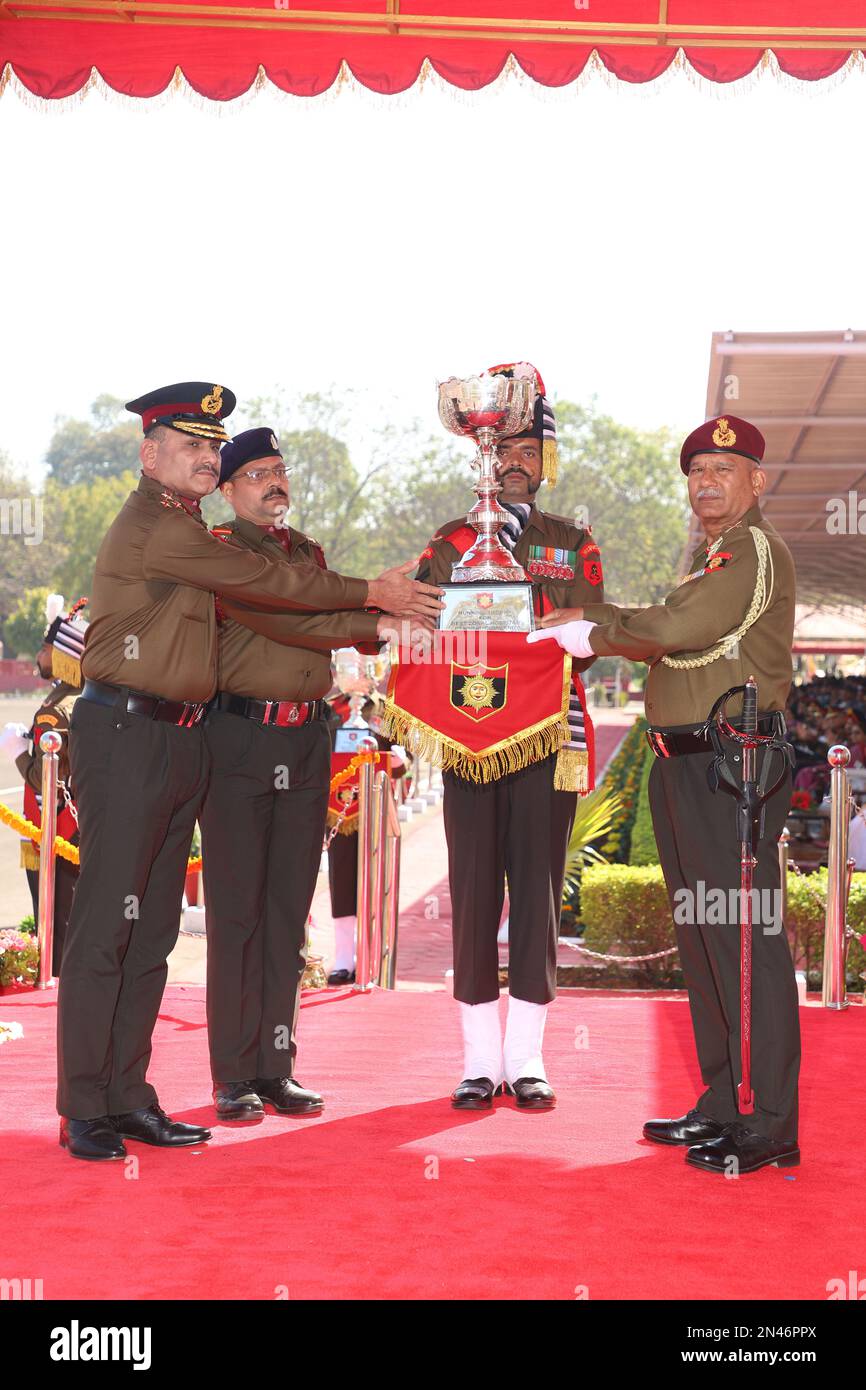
<box><xmin>680</xmin><ymin>415</ymin><xmax>766</xmax><ymax>475</ymax></box>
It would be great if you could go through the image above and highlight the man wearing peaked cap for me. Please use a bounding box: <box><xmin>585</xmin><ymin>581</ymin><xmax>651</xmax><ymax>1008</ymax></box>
<box><xmin>532</xmin><ymin>413</ymin><xmax>801</xmax><ymax>1175</ymax></box>
<box><xmin>55</xmin><ymin>384</ymin><xmax>442</xmax><ymax>1162</ymax></box>
<box><xmin>415</xmin><ymin>361</ymin><xmax>602</xmax><ymax>1113</ymax></box>
<box><xmin>201</xmin><ymin>427</ymin><xmax>431</xmax><ymax>1120</ymax></box>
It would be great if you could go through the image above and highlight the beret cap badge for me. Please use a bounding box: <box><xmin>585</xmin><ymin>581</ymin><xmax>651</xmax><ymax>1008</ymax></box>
<box><xmin>712</xmin><ymin>417</ymin><xmax>737</xmax><ymax>449</ymax></box>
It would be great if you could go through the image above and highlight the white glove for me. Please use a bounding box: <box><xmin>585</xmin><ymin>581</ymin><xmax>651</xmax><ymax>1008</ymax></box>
<box><xmin>0</xmin><ymin>722</ymin><xmax>30</xmax><ymax>761</ymax></box>
<box><xmin>527</xmin><ymin>620</ymin><xmax>597</xmax><ymax>659</ymax></box>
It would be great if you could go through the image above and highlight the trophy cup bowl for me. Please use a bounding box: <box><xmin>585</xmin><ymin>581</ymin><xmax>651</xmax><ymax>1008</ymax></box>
<box><xmin>435</xmin><ymin>373</ymin><xmax>537</xmax><ymax>628</ymax></box>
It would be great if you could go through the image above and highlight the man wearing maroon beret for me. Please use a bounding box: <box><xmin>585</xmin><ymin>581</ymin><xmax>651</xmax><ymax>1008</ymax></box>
<box><xmin>531</xmin><ymin>414</ymin><xmax>801</xmax><ymax>1176</ymax></box>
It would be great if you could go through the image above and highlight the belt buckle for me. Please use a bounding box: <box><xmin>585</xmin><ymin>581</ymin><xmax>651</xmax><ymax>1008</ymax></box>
<box><xmin>650</xmin><ymin>729</ymin><xmax>670</xmax><ymax>758</ymax></box>
<box><xmin>276</xmin><ymin>702</ymin><xmax>301</xmax><ymax>727</ymax></box>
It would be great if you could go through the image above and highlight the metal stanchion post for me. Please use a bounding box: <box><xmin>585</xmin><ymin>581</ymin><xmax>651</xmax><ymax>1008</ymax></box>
<box><xmin>378</xmin><ymin>777</ymin><xmax>402</xmax><ymax>990</ymax></box>
<box><xmin>36</xmin><ymin>730</ymin><xmax>63</xmax><ymax>990</ymax></box>
<box><xmin>354</xmin><ymin>742</ymin><xmax>378</xmax><ymax>992</ymax></box>
<box><xmin>778</xmin><ymin>826</ymin><xmax>790</xmax><ymax>926</ymax></box>
<box><xmin>822</xmin><ymin>745</ymin><xmax>851</xmax><ymax>1010</ymax></box>
<box><xmin>370</xmin><ymin>770</ymin><xmax>388</xmax><ymax>985</ymax></box>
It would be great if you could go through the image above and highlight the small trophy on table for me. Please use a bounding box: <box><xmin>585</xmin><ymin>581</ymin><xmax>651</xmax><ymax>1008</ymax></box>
<box><xmin>437</xmin><ymin>371</ymin><xmax>537</xmax><ymax>632</ymax></box>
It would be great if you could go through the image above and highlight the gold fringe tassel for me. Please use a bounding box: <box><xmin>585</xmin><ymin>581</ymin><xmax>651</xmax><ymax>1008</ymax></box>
<box><xmin>20</xmin><ymin>840</ymin><xmax>40</xmax><ymax>871</ymax></box>
<box><xmin>326</xmin><ymin>807</ymin><xmax>359</xmax><ymax>836</ymax></box>
<box><xmin>382</xmin><ymin>705</ymin><xmax>567</xmax><ymax>785</ymax></box>
<box><xmin>553</xmin><ymin>747</ymin><xmax>589</xmax><ymax>793</ymax></box>
<box><xmin>51</xmin><ymin>650</ymin><xmax>82</xmax><ymax>687</ymax></box>
<box><xmin>542</xmin><ymin>437</ymin><xmax>558</xmax><ymax>489</ymax></box>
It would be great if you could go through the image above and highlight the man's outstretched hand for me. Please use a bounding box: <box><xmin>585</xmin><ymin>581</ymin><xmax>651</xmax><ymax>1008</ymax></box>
<box><xmin>367</xmin><ymin>559</ymin><xmax>444</xmax><ymax>621</ymax></box>
<box><xmin>527</xmin><ymin>619</ymin><xmax>597</xmax><ymax>659</ymax></box>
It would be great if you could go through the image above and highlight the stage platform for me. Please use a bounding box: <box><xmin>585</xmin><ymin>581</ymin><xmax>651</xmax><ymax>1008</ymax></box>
<box><xmin>1</xmin><ymin>986</ymin><xmax>863</xmax><ymax>1302</ymax></box>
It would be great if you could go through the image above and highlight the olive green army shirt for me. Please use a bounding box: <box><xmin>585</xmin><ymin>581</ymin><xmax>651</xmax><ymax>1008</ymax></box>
<box><xmin>584</xmin><ymin>503</ymin><xmax>795</xmax><ymax>727</ymax></box>
<box><xmin>416</xmin><ymin>504</ymin><xmax>604</xmax><ymax>673</ymax></box>
<box><xmin>81</xmin><ymin>475</ymin><xmax>370</xmax><ymax>703</ymax></box>
<box><xmin>213</xmin><ymin>516</ymin><xmax>381</xmax><ymax>702</ymax></box>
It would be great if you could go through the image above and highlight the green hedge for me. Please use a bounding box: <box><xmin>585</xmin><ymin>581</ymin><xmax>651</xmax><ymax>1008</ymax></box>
<box><xmin>577</xmin><ymin>863</ymin><xmax>866</xmax><ymax>991</ymax></box>
<box><xmin>597</xmin><ymin>719</ymin><xmax>647</xmax><ymax>865</ymax></box>
<box><xmin>628</xmin><ymin>744</ymin><xmax>658</xmax><ymax>866</ymax></box>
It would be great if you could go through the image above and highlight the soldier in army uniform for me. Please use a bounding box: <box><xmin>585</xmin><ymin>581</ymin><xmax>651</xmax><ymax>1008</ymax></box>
<box><xmin>13</xmin><ymin>598</ymin><xmax>89</xmax><ymax>975</ymax></box>
<box><xmin>57</xmin><ymin>382</ymin><xmax>441</xmax><ymax>1161</ymax></box>
<box><xmin>417</xmin><ymin>363</ymin><xmax>602</xmax><ymax>1111</ymax></box>
<box><xmin>202</xmin><ymin>429</ymin><xmax>430</xmax><ymax>1122</ymax></box>
<box><xmin>532</xmin><ymin>414</ymin><xmax>800</xmax><ymax>1174</ymax></box>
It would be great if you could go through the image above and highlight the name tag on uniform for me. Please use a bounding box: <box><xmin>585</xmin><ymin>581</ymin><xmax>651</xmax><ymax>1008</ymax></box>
<box><xmin>525</xmin><ymin>545</ymin><xmax>576</xmax><ymax>581</ymax></box>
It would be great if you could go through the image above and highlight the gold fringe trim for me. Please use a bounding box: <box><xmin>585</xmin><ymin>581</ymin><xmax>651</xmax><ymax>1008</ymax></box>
<box><xmin>50</xmin><ymin>650</ymin><xmax>82</xmax><ymax>687</ymax></box>
<box><xmin>553</xmin><ymin>747</ymin><xmax>588</xmax><ymax>793</ymax></box>
<box><xmin>382</xmin><ymin>703</ymin><xmax>568</xmax><ymax>785</ymax></box>
<box><xmin>542</xmin><ymin>436</ymin><xmax>558</xmax><ymax>489</ymax></box>
<box><xmin>326</xmin><ymin>807</ymin><xmax>359</xmax><ymax>835</ymax></box>
<box><xmin>20</xmin><ymin>840</ymin><xmax>40</xmax><ymax>871</ymax></box>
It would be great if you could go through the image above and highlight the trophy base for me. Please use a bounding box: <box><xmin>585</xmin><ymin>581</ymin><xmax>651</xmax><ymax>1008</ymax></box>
<box><xmin>438</xmin><ymin>581</ymin><xmax>535</xmax><ymax>633</ymax></box>
<box><xmin>451</xmin><ymin>561</ymin><xmax>527</xmax><ymax>583</ymax></box>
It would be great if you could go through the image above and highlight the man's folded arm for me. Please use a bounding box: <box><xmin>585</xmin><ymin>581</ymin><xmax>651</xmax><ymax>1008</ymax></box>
<box><xmin>220</xmin><ymin>600</ymin><xmax>381</xmax><ymax>653</ymax></box>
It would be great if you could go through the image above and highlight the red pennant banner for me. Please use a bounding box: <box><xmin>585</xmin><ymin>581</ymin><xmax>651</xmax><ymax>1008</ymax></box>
<box><xmin>384</xmin><ymin>632</ymin><xmax>571</xmax><ymax>784</ymax></box>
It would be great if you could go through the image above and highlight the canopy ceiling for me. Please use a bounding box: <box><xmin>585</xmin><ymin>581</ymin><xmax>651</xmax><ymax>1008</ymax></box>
<box><xmin>689</xmin><ymin>330</ymin><xmax>866</xmax><ymax>613</ymax></box>
<box><xmin>1</xmin><ymin>2</ymin><xmax>865</xmax><ymax>101</ymax></box>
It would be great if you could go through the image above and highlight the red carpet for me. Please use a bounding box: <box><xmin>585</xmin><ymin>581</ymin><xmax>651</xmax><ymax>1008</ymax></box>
<box><xmin>1</xmin><ymin>987</ymin><xmax>863</xmax><ymax>1301</ymax></box>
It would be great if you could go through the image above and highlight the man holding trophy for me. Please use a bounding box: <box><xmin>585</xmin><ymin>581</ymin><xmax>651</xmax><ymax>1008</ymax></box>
<box><xmin>390</xmin><ymin>363</ymin><xmax>602</xmax><ymax>1110</ymax></box>
<box><xmin>202</xmin><ymin>428</ymin><xmax>434</xmax><ymax>1121</ymax></box>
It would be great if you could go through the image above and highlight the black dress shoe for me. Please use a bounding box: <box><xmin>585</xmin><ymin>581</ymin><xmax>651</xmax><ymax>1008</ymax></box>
<box><xmin>255</xmin><ymin>1077</ymin><xmax>323</xmax><ymax>1115</ymax></box>
<box><xmin>110</xmin><ymin>1103</ymin><xmax>212</xmax><ymax>1147</ymax></box>
<box><xmin>327</xmin><ymin>968</ymin><xmax>355</xmax><ymax>986</ymax></box>
<box><xmin>643</xmin><ymin>1107</ymin><xmax>727</xmax><ymax>1146</ymax></box>
<box><xmin>213</xmin><ymin>1081</ymin><xmax>265</xmax><ymax>1121</ymax></box>
<box><xmin>59</xmin><ymin>1117</ymin><xmax>126</xmax><ymax>1162</ymax></box>
<box><xmin>451</xmin><ymin>1077</ymin><xmax>502</xmax><ymax>1110</ymax></box>
<box><xmin>512</xmin><ymin>1077</ymin><xmax>556</xmax><ymax>1110</ymax></box>
<box><xmin>686</xmin><ymin>1122</ymin><xmax>800</xmax><ymax>1175</ymax></box>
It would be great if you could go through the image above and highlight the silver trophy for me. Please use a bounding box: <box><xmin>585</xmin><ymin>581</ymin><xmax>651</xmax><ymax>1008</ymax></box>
<box><xmin>436</xmin><ymin>371</ymin><xmax>537</xmax><ymax>630</ymax></box>
<box><xmin>334</xmin><ymin>647</ymin><xmax>388</xmax><ymax>729</ymax></box>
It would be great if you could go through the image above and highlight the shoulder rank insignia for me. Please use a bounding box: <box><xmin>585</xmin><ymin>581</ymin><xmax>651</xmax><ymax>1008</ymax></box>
<box><xmin>526</xmin><ymin>545</ymin><xmax>576</xmax><ymax>581</ymax></box>
<box><xmin>211</xmin><ymin>525</ymin><xmax>234</xmax><ymax>544</ymax></box>
<box><xmin>579</xmin><ymin>540</ymin><xmax>603</xmax><ymax>587</ymax></box>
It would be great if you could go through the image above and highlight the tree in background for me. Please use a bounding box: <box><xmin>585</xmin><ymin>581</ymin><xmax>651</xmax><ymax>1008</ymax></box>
<box><xmin>0</xmin><ymin>454</ymin><xmax>65</xmax><ymax>657</ymax></box>
<box><xmin>4</xmin><ymin>586</ymin><xmax>52</xmax><ymax>660</ymax></box>
<box><xmin>44</xmin><ymin>470</ymin><xmax>139</xmax><ymax>599</ymax></box>
<box><xmin>44</xmin><ymin>396</ymin><xmax>141</xmax><ymax>487</ymax></box>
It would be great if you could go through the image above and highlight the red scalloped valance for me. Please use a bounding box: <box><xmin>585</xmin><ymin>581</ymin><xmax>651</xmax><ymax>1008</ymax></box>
<box><xmin>1</xmin><ymin>2</ymin><xmax>865</xmax><ymax>101</ymax></box>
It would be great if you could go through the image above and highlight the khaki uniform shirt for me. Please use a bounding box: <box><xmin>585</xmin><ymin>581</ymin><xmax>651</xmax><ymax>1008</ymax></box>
<box><xmin>214</xmin><ymin>516</ymin><xmax>381</xmax><ymax>702</ymax></box>
<box><xmin>584</xmin><ymin>503</ymin><xmax>795</xmax><ymax>726</ymax></box>
<box><xmin>15</xmin><ymin>682</ymin><xmax>78</xmax><ymax>793</ymax></box>
<box><xmin>81</xmin><ymin>475</ymin><xmax>369</xmax><ymax>703</ymax></box>
<box><xmin>417</xmin><ymin>504</ymin><xmax>604</xmax><ymax>673</ymax></box>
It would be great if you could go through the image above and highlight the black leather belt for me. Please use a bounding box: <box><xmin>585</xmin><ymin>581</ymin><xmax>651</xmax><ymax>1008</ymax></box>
<box><xmin>81</xmin><ymin>679</ymin><xmax>207</xmax><ymax>727</ymax></box>
<box><xmin>647</xmin><ymin>713</ymin><xmax>782</xmax><ymax>759</ymax></box>
<box><xmin>214</xmin><ymin>692</ymin><xmax>326</xmax><ymax>727</ymax></box>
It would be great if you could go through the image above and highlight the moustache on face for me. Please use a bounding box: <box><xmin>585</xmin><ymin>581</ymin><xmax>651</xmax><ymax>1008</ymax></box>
<box><xmin>265</xmin><ymin>489</ymin><xmax>288</xmax><ymax>501</ymax></box>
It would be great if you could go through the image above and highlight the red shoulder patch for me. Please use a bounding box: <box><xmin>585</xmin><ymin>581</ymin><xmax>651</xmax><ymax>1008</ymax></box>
<box><xmin>580</xmin><ymin>540</ymin><xmax>603</xmax><ymax>586</ymax></box>
<box><xmin>441</xmin><ymin>524</ymin><xmax>478</xmax><ymax>555</ymax></box>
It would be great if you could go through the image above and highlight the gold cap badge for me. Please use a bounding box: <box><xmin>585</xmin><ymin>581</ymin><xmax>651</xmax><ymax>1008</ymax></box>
<box><xmin>201</xmin><ymin>385</ymin><xmax>224</xmax><ymax>416</ymax></box>
<box><xmin>712</xmin><ymin>417</ymin><xmax>737</xmax><ymax>449</ymax></box>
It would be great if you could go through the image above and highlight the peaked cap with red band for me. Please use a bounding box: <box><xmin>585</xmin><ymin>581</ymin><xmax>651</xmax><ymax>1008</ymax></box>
<box><xmin>680</xmin><ymin>414</ymin><xmax>765</xmax><ymax>476</ymax></box>
<box><xmin>126</xmin><ymin>381</ymin><xmax>236</xmax><ymax>443</ymax></box>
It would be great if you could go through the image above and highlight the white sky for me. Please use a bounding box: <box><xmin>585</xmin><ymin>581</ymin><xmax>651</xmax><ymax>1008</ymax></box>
<box><xmin>1</xmin><ymin>61</ymin><xmax>865</xmax><ymax>482</ymax></box>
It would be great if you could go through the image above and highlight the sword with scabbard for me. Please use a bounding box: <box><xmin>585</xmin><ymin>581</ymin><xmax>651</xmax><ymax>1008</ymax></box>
<box><xmin>701</xmin><ymin>676</ymin><xmax>794</xmax><ymax>1115</ymax></box>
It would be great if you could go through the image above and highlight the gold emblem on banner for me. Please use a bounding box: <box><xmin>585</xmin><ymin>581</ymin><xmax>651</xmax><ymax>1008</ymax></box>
<box><xmin>712</xmin><ymin>417</ymin><xmax>736</xmax><ymax>448</ymax></box>
<box><xmin>450</xmin><ymin>662</ymin><xmax>508</xmax><ymax>722</ymax></box>
<box><xmin>201</xmin><ymin>385</ymin><xmax>224</xmax><ymax>416</ymax></box>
